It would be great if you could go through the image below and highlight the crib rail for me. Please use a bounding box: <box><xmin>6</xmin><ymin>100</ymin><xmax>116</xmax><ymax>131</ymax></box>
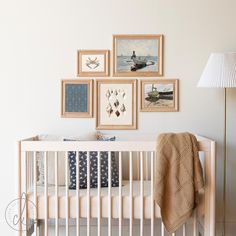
<box><xmin>18</xmin><ymin>136</ymin><xmax>215</xmax><ymax>236</ymax></box>
<box><xmin>20</xmin><ymin>141</ymin><xmax>156</xmax><ymax>152</ymax></box>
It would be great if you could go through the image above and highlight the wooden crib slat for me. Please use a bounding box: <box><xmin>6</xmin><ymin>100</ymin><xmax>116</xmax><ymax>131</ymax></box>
<box><xmin>108</xmin><ymin>151</ymin><xmax>112</xmax><ymax>236</ymax></box>
<box><xmin>66</xmin><ymin>152</ymin><xmax>69</xmax><ymax>236</ymax></box>
<box><xmin>119</xmin><ymin>152</ymin><xmax>122</xmax><ymax>236</ymax></box>
<box><xmin>193</xmin><ymin>210</ymin><xmax>197</xmax><ymax>236</ymax></box>
<box><xmin>161</xmin><ymin>222</ymin><xmax>164</xmax><ymax>236</ymax></box>
<box><xmin>33</xmin><ymin>152</ymin><xmax>38</xmax><ymax>236</ymax></box>
<box><xmin>26</xmin><ymin>153</ymin><xmax>28</xmax><ymax>197</ymax></box>
<box><xmin>140</xmin><ymin>152</ymin><xmax>144</xmax><ymax>236</ymax></box>
<box><xmin>137</xmin><ymin>152</ymin><xmax>140</xmax><ymax>180</ymax></box>
<box><xmin>18</xmin><ymin>143</ymin><xmax>22</xmax><ymax>235</ymax></box>
<box><xmin>129</xmin><ymin>152</ymin><xmax>133</xmax><ymax>236</ymax></box>
<box><xmin>183</xmin><ymin>224</ymin><xmax>186</xmax><ymax>236</ymax></box>
<box><xmin>44</xmin><ymin>152</ymin><xmax>48</xmax><ymax>236</ymax></box>
<box><xmin>30</xmin><ymin>153</ymin><xmax>33</xmax><ymax>196</ymax></box>
<box><xmin>24</xmin><ymin>152</ymin><xmax>28</xmax><ymax>234</ymax></box>
<box><xmin>28</xmin><ymin>153</ymin><xmax>30</xmax><ymax>197</ymax></box>
<box><xmin>76</xmin><ymin>151</ymin><xmax>80</xmax><ymax>236</ymax></box>
<box><xmin>87</xmin><ymin>151</ymin><xmax>90</xmax><ymax>236</ymax></box>
<box><xmin>145</xmin><ymin>152</ymin><xmax>148</xmax><ymax>180</ymax></box>
<box><xmin>151</xmin><ymin>151</ymin><xmax>154</xmax><ymax>236</ymax></box>
<box><xmin>26</xmin><ymin>152</ymin><xmax>31</xmax><ymax>193</ymax></box>
<box><xmin>97</xmin><ymin>152</ymin><xmax>101</xmax><ymax>236</ymax></box>
<box><xmin>55</xmin><ymin>152</ymin><xmax>59</xmax><ymax>236</ymax></box>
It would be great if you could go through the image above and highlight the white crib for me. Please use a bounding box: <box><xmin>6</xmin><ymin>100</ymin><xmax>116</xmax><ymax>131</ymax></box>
<box><xmin>17</xmin><ymin>135</ymin><xmax>215</xmax><ymax>236</ymax></box>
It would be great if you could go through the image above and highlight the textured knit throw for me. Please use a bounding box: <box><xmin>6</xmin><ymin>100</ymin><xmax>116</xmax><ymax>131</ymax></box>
<box><xmin>154</xmin><ymin>133</ymin><xmax>204</xmax><ymax>233</ymax></box>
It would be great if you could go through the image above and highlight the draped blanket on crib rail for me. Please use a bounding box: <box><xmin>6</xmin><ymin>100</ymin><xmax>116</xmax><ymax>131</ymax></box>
<box><xmin>154</xmin><ymin>132</ymin><xmax>204</xmax><ymax>233</ymax></box>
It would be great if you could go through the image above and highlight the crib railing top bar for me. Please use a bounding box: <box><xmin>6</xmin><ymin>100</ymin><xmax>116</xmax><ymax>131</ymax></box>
<box><xmin>20</xmin><ymin>141</ymin><xmax>157</xmax><ymax>152</ymax></box>
<box><xmin>20</xmin><ymin>137</ymin><xmax>215</xmax><ymax>153</ymax></box>
<box><xmin>20</xmin><ymin>136</ymin><xmax>38</xmax><ymax>142</ymax></box>
<box><xmin>198</xmin><ymin>139</ymin><xmax>216</xmax><ymax>153</ymax></box>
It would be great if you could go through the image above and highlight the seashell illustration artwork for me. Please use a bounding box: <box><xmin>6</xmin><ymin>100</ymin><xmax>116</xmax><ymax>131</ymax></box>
<box><xmin>114</xmin><ymin>99</ymin><xmax>119</xmax><ymax>108</ymax></box>
<box><xmin>106</xmin><ymin>103</ymin><xmax>113</xmax><ymax>117</ymax></box>
<box><xmin>104</xmin><ymin>87</ymin><xmax>128</xmax><ymax>119</ymax></box>
<box><xmin>115</xmin><ymin>110</ymin><xmax>120</xmax><ymax>117</ymax></box>
<box><xmin>120</xmin><ymin>90</ymin><xmax>126</xmax><ymax>99</ymax></box>
<box><xmin>120</xmin><ymin>104</ymin><xmax>126</xmax><ymax>113</ymax></box>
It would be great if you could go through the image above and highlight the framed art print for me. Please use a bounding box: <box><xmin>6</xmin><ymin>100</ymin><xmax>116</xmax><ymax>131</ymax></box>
<box><xmin>61</xmin><ymin>79</ymin><xmax>93</xmax><ymax>118</ymax></box>
<box><xmin>113</xmin><ymin>35</ymin><xmax>163</xmax><ymax>77</ymax></box>
<box><xmin>77</xmin><ymin>50</ymin><xmax>109</xmax><ymax>77</ymax></box>
<box><xmin>140</xmin><ymin>79</ymin><xmax>179</xmax><ymax>112</ymax></box>
<box><xmin>96</xmin><ymin>79</ymin><xmax>137</xmax><ymax>130</ymax></box>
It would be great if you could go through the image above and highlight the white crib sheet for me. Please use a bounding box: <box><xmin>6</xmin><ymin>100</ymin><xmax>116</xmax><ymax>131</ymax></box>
<box><xmin>27</xmin><ymin>181</ymin><xmax>204</xmax><ymax>220</ymax></box>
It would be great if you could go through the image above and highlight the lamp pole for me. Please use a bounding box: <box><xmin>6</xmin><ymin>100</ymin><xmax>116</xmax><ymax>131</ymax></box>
<box><xmin>223</xmin><ymin>88</ymin><xmax>227</xmax><ymax>236</ymax></box>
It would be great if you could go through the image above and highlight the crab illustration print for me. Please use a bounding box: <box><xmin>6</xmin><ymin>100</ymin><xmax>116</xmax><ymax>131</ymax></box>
<box><xmin>77</xmin><ymin>50</ymin><xmax>110</xmax><ymax>76</ymax></box>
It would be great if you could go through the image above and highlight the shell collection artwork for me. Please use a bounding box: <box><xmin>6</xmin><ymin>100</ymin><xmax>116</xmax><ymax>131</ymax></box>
<box><xmin>105</xmin><ymin>89</ymin><xmax>127</xmax><ymax>118</ymax></box>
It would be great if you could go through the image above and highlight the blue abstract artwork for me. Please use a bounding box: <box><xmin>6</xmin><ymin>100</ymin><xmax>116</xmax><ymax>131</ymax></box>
<box><xmin>65</xmin><ymin>84</ymin><xmax>88</xmax><ymax>112</ymax></box>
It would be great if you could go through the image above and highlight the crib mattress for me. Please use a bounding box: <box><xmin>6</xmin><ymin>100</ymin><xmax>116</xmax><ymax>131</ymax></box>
<box><xmin>27</xmin><ymin>181</ymin><xmax>204</xmax><ymax>220</ymax></box>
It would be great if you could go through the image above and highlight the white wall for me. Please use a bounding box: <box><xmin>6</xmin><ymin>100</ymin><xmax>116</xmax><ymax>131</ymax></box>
<box><xmin>0</xmin><ymin>0</ymin><xmax>236</xmax><ymax>235</ymax></box>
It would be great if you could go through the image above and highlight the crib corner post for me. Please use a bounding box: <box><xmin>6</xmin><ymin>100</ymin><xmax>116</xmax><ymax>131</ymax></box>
<box><xmin>18</xmin><ymin>141</ymin><xmax>22</xmax><ymax>236</ymax></box>
<box><xmin>204</xmin><ymin>140</ymin><xmax>216</xmax><ymax>236</ymax></box>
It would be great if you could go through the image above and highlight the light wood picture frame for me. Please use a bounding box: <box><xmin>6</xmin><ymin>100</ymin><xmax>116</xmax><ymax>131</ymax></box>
<box><xmin>77</xmin><ymin>50</ymin><xmax>109</xmax><ymax>77</ymax></box>
<box><xmin>61</xmin><ymin>79</ymin><xmax>93</xmax><ymax>118</ymax></box>
<box><xmin>96</xmin><ymin>79</ymin><xmax>137</xmax><ymax>130</ymax></box>
<box><xmin>140</xmin><ymin>79</ymin><xmax>179</xmax><ymax>112</ymax></box>
<box><xmin>113</xmin><ymin>34</ymin><xmax>163</xmax><ymax>77</ymax></box>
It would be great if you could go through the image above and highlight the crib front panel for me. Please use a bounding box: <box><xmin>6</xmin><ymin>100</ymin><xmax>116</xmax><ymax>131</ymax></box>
<box><xmin>18</xmin><ymin>138</ymin><xmax>215</xmax><ymax>236</ymax></box>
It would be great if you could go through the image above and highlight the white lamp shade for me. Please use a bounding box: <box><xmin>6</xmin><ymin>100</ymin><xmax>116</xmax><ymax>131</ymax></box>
<box><xmin>198</xmin><ymin>52</ymin><xmax>236</xmax><ymax>88</ymax></box>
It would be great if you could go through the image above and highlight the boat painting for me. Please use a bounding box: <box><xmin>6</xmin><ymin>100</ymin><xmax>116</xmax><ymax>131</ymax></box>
<box><xmin>117</xmin><ymin>55</ymin><xmax>157</xmax><ymax>72</ymax></box>
<box><xmin>131</xmin><ymin>56</ymin><xmax>155</xmax><ymax>71</ymax></box>
<box><xmin>115</xmin><ymin>37</ymin><xmax>159</xmax><ymax>72</ymax></box>
<box><xmin>144</xmin><ymin>83</ymin><xmax>174</xmax><ymax>108</ymax></box>
<box><xmin>141</xmin><ymin>79</ymin><xmax>178</xmax><ymax>112</ymax></box>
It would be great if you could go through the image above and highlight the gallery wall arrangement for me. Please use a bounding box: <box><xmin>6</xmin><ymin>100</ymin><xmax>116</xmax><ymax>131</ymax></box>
<box><xmin>61</xmin><ymin>34</ymin><xmax>179</xmax><ymax>130</ymax></box>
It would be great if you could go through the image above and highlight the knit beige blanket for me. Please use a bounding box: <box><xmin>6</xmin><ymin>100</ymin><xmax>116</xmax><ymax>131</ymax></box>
<box><xmin>154</xmin><ymin>133</ymin><xmax>204</xmax><ymax>233</ymax></box>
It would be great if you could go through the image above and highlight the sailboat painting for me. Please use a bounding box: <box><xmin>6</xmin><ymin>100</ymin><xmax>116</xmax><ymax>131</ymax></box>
<box><xmin>113</xmin><ymin>35</ymin><xmax>163</xmax><ymax>77</ymax></box>
<box><xmin>140</xmin><ymin>79</ymin><xmax>179</xmax><ymax>112</ymax></box>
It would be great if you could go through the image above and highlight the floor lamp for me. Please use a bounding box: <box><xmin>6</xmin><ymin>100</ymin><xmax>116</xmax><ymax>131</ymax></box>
<box><xmin>198</xmin><ymin>52</ymin><xmax>236</xmax><ymax>236</ymax></box>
